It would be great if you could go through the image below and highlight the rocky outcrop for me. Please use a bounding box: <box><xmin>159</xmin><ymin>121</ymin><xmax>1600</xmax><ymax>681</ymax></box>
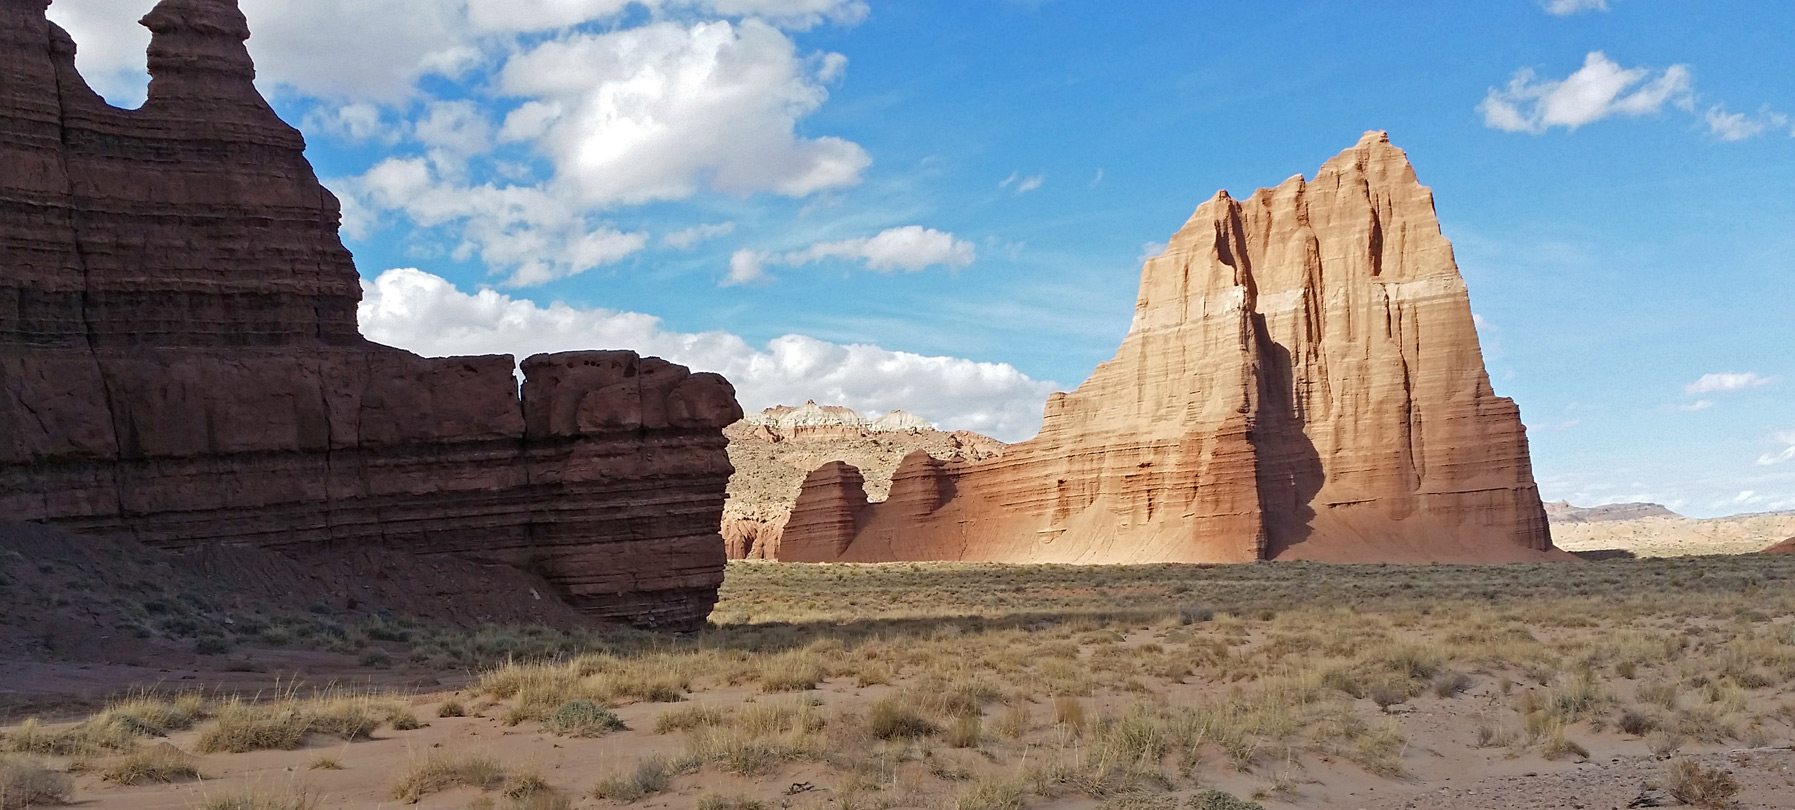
<box><xmin>0</xmin><ymin>0</ymin><xmax>740</xmax><ymax>629</ymax></box>
<box><xmin>776</xmin><ymin>133</ymin><xmax>1559</xmax><ymax>564</ymax></box>
<box><xmin>1762</xmin><ymin>538</ymin><xmax>1795</xmax><ymax>555</ymax></box>
<box><xmin>720</xmin><ymin>404</ymin><xmax>1005</xmax><ymax>559</ymax></box>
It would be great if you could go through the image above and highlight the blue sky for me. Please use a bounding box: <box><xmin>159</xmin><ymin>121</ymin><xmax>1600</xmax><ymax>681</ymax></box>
<box><xmin>50</xmin><ymin>0</ymin><xmax>1795</xmax><ymax>517</ymax></box>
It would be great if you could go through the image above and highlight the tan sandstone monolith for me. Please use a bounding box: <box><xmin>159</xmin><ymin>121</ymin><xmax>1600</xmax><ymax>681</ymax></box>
<box><xmin>0</xmin><ymin>0</ymin><xmax>741</xmax><ymax>628</ymax></box>
<box><xmin>775</xmin><ymin>133</ymin><xmax>1557</xmax><ymax>564</ymax></box>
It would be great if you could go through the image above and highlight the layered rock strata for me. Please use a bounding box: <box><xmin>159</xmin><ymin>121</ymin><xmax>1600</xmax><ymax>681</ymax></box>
<box><xmin>776</xmin><ymin>133</ymin><xmax>1558</xmax><ymax>564</ymax></box>
<box><xmin>720</xmin><ymin>404</ymin><xmax>1004</xmax><ymax>559</ymax></box>
<box><xmin>0</xmin><ymin>0</ymin><xmax>740</xmax><ymax>628</ymax></box>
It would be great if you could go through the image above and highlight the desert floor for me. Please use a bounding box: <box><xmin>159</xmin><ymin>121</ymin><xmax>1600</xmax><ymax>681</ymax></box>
<box><xmin>7</xmin><ymin>558</ymin><xmax>1795</xmax><ymax>810</ymax></box>
<box><xmin>1552</xmin><ymin>512</ymin><xmax>1795</xmax><ymax>559</ymax></box>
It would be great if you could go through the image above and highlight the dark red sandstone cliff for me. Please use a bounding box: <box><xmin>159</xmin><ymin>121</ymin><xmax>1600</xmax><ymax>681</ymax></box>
<box><xmin>0</xmin><ymin>0</ymin><xmax>740</xmax><ymax>629</ymax></box>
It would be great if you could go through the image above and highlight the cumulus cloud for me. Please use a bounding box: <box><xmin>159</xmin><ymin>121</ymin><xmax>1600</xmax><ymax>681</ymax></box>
<box><xmin>358</xmin><ymin>268</ymin><xmax>1057</xmax><ymax>439</ymax></box>
<box><xmin>49</xmin><ymin>0</ymin><xmax>869</xmax><ymax>105</ymax></box>
<box><xmin>348</xmin><ymin>158</ymin><xmax>647</xmax><ymax>287</ymax></box>
<box><xmin>727</xmin><ymin>226</ymin><xmax>976</xmax><ymax>285</ymax></box>
<box><xmin>1480</xmin><ymin>52</ymin><xmax>1693</xmax><ymax>134</ymax></box>
<box><xmin>499</xmin><ymin>19</ymin><xmax>868</xmax><ymax>205</ymax></box>
<box><xmin>725</xmin><ymin>249</ymin><xmax>770</xmax><ymax>286</ymax></box>
<box><xmin>1685</xmin><ymin>372</ymin><xmax>1776</xmax><ymax>395</ymax></box>
<box><xmin>303</xmin><ymin>102</ymin><xmax>404</xmax><ymax>144</ymax></box>
<box><xmin>1542</xmin><ymin>0</ymin><xmax>1609</xmax><ymax>15</ymax></box>
<box><xmin>51</xmin><ymin>3</ymin><xmax>870</xmax><ymax>279</ymax></box>
<box><xmin>663</xmin><ymin>222</ymin><xmax>738</xmax><ymax>250</ymax></box>
<box><xmin>1760</xmin><ymin>431</ymin><xmax>1795</xmax><ymax>467</ymax></box>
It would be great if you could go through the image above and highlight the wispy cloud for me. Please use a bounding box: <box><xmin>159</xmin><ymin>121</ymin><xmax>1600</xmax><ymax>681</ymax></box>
<box><xmin>662</xmin><ymin>222</ymin><xmax>736</xmax><ymax>250</ymax></box>
<box><xmin>1542</xmin><ymin>0</ymin><xmax>1610</xmax><ymax>16</ymax></box>
<box><xmin>999</xmin><ymin>171</ymin><xmax>1046</xmax><ymax>194</ymax></box>
<box><xmin>726</xmin><ymin>226</ymin><xmax>977</xmax><ymax>286</ymax></box>
<box><xmin>1686</xmin><ymin>371</ymin><xmax>1776</xmax><ymax>395</ymax></box>
<box><xmin>1705</xmin><ymin>105</ymin><xmax>1794</xmax><ymax>141</ymax></box>
<box><xmin>1760</xmin><ymin>431</ymin><xmax>1795</xmax><ymax>467</ymax></box>
<box><xmin>1677</xmin><ymin>399</ymin><xmax>1714</xmax><ymax>412</ymax></box>
<box><xmin>1480</xmin><ymin>51</ymin><xmax>1693</xmax><ymax>134</ymax></box>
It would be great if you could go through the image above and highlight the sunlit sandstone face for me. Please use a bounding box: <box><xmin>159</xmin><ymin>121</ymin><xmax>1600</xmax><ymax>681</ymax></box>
<box><xmin>0</xmin><ymin>0</ymin><xmax>742</xmax><ymax>629</ymax></box>
<box><xmin>777</xmin><ymin>133</ymin><xmax>1559</xmax><ymax>565</ymax></box>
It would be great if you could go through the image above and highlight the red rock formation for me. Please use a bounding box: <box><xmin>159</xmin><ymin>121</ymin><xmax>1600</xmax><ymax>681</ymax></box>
<box><xmin>1763</xmin><ymin>538</ymin><xmax>1795</xmax><ymax>555</ymax></box>
<box><xmin>0</xmin><ymin>0</ymin><xmax>740</xmax><ymax>629</ymax></box>
<box><xmin>777</xmin><ymin>133</ymin><xmax>1558</xmax><ymax>565</ymax></box>
<box><xmin>720</xmin><ymin>404</ymin><xmax>1005</xmax><ymax>560</ymax></box>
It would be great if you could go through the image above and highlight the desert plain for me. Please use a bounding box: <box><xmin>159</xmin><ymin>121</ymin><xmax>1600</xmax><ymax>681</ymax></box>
<box><xmin>9</xmin><ymin>552</ymin><xmax>1795</xmax><ymax>810</ymax></box>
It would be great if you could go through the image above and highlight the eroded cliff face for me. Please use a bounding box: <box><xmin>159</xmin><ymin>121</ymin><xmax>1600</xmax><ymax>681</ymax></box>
<box><xmin>720</xmin><ymin>404</ymin><xmax>1005</xmax><ymax>560</ymax></box>
<box><xmin>776</xmin><ymin>133</ymin><xmax>1557</xmax><ymax>565</ymax></box>
<box><xmin>0</xmin><ymin>0</ymin><xmax>741</xmax><ymax>629</ymax></box>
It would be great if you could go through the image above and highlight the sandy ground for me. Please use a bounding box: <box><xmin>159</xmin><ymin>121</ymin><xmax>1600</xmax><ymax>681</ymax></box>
<box><xmin>16</xmin><ymin>645</ymin><xmax>1795</xmax><ymax>810</ymax></box>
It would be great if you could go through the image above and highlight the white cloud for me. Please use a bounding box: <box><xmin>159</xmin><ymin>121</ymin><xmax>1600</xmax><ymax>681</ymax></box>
<box><xmin>1677</xmin><ymin>399</ymin><xmax>1714</xmax><ymax>412</ymax></box>
<box><xmin>1685</xmin><ymin>372</ymin><xmax>1776</xmax><ymax>395</ymax></box>
<box><xmin>358</xmin><ymin>268</ymin><xmax>1057</xmax><ymax>440</ymax></box>
<box><xmin>499</xmin><ymin>19</ymin><xmax>869</xmax><ymax>206</ymax></box>
<box><xmin>731</xmin><ymin>226</ymin><xmax>976</xmax><ymax>284</ymax></box>
<box><xmin>1137</xmin><ymin>242</ymin><xmax>1168</xmax><ymax>265</ymax></box>
<box><xmin>303</xmin><ymin>102</ymin><xmax>403</xmax><ymax>144</ymax></box>
<box><xmin>1760</xmin><ymin>431</ymin><xmax>1795</xmax><ymax>467</ymax></box>
<box><xmin>1705</xmin><ymin>105</ymin><xmax>1792</xmax><ymax>142</ymax></box>
<box><xmin>725</xmin><ymin>249</ymin><xmax>770</xmax><ymax>287</ymax></box>
<box><xmin>1542</xmin><ymin>0</ymin><xmax>1609</xmax><ymax>15</ymax></box>
<box><xmin>413</xmin><ymin>100</ymin><xmax>496</xmax><ymax>159</ymax></box>
<box><xmin>48</xmin><ymin>0</ymin><xmax>869</xmax><ymax>106</ymax></box>
<box><xmin>663</xmin><ymin>222</ymin><xmax>738</xmax><ymax>249</ymax></box>
<box><xmin>1480</xmin><ymin>52</ymin><xmax>1693</xmax><ymax>134</ymax></box>
<box><xmin>793</xmin><ymin>227</ymin><xmax>976</xmax><ymax>272</ymax></box>
<box><xmin>349</xmin><ymin>157</ymin><xmax>648</xmax><ymax>287</ymax></box>
<box><xmin>999</xmin><ymin>172</ymin><xmax>1045</xmax><ymax>194</ymax></box>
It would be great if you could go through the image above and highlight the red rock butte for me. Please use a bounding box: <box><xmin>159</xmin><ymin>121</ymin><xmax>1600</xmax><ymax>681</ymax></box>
<box><xmin>777</xmin><ymin>133</ymin><xmax>1561</xmax><ymax>565</ymax></box>
<box><xmin>0</xmin><ymin>0</ymin><xmax>741</xmax><ymax>629</ymax></box>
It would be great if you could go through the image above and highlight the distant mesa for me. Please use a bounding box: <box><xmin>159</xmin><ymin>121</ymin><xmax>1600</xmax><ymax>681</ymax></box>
<box><xmin>0</xmin><ymin>0</ymin><xmax>739</xmax><ymax>629</ymax></box>
<box><xmin>742</xmin><ymin>401</ymin><xmax>939</xmax><ymax>439</ymax></box>
<box><xmin>1545</xmin><ymin>501</ymin><xmax>1682</xmax><ymax>524</ymax></box>
<box><xmin>768</xmin><ymin>133</ymin><xmax>1564</xmax><ymax>565</ymax></box>
<box><xmin>722</xmin><ymin>404</ymin><xmax>1004</xmax><ymax>560</ymax></box>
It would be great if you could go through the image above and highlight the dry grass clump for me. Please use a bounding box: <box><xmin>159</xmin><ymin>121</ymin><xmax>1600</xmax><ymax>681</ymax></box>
<box><xmin>1667</xmin><ymin>759</ymin><xmax>1740</xmax><ymax>808</ymax></box>
<box><xmin>544</xmin><ymin>700</ymin><xmax>626</xmax><ymax>737</ymax></box>
<box><xmin>955</xmin><ymin>778</ymin><xmax>1025</xmax><ymax>810</ymax></box>
<box><xmin>4</xmin><ymin>693</ymin><xmax>208</xmax><ymax>756</ymax></box>
<box><xmin>1188</xmin><ymin>790</ymin><xmax>1266</xmax><ymax>810</ymax></box>
<box><xmin>868</xmin><ymin>696</ymin><xmax>937</xmax><ymax>740</ymax></box>
<box><xmin>757</xmin><ymin>653</ymin><xmax>826</xmax><ymax>692</ymax></box>
<box><xmin>653</xmin><ymin>704</ymin><xmax>727</xmax><ymax>734</ymax></box>
<box><xmin>195</xmin><ymin>789</ymin><xmax>321</xmax><ymax>810</ymax></box>
<box><xmin>475</xmin><ymin>656</ymin><xmax>692</xmax><ymax>724</ymax></box>
<box><xmin>0</xmin><ymin>757</ymin><xmax>74</xmax><ymax>810</ymax></box>
<box><xmin>682</xmin><ymin>700</ymin><xmax>826</xmax><ymax>776</ymax></box>
<box><xmin>100</xmin><ymin>742</ymin><xmax>201</xmax><ymax>785</ymax></box>
<box><xmin>389</xmin><ymin>752</ymin><xmax>504</xmax><ymax>803</ymax></box>
<box><xmin>194</xmin><ymin>694</ymin><xmax>394</xmax><ymax>754</ymax></box>
<box><xmin>591</xmin><ymin>755</ymin><xmax>684</xmax><ymax>803</ymax></box>
<box><xmin>694</xmin><ymin>793</ymin><xmax>765</xmax><ymax>810</ymax></box>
